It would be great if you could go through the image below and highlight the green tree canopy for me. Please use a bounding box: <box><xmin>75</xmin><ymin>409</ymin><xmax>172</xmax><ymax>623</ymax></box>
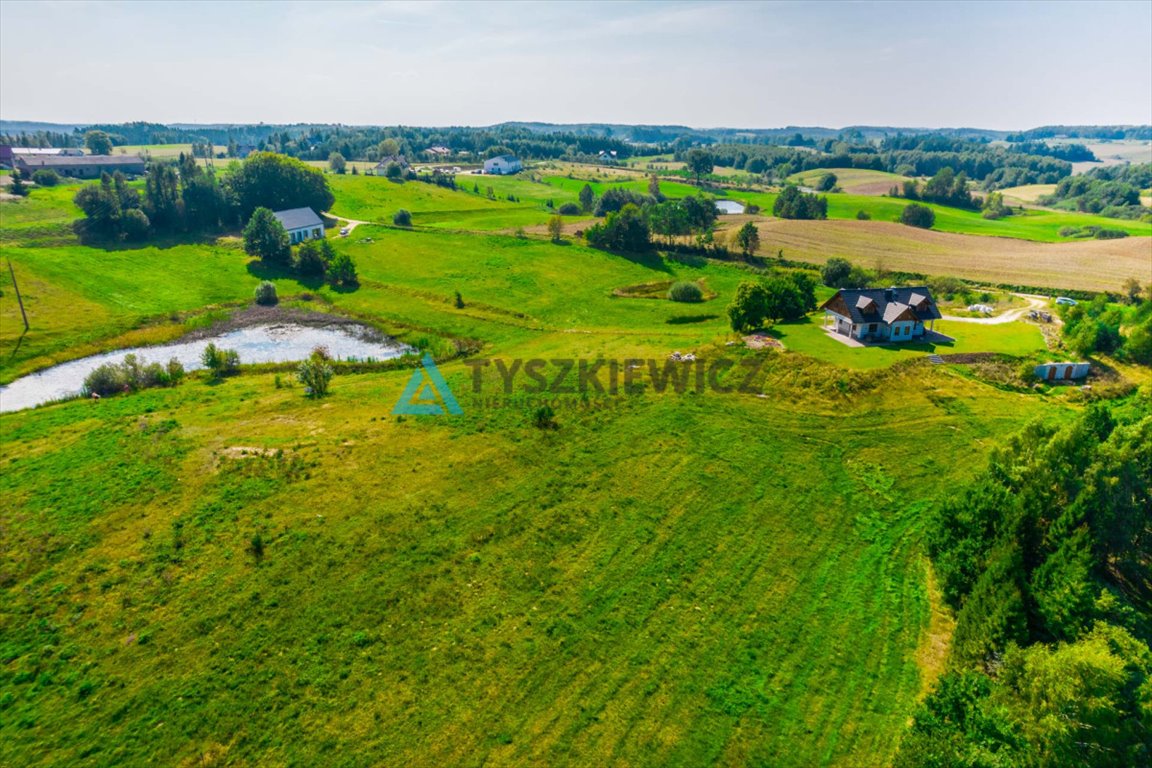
<box><xmin>242</xmin><ymin>207</ymin><xmax>290</xmax><ymax>264</ymax></box>
<box><xmin>84</xmin><ymin>130</ymin><xmax>114</xmax><ymax>155</ymax></box>
<box><xmin>227</xmin><ymin>152</ymin><xmax>335</xmax><ymax>219</ymax></box>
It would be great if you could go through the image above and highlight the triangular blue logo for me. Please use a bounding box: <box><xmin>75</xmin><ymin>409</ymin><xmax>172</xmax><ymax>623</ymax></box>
<box><xmin>392</xmin><ymin>353</ymin><xmax>463</xmax><ymax>415</ymax></box>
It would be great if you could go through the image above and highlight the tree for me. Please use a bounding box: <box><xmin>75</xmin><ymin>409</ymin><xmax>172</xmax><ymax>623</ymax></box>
<box><xmin>328</xmin><ymin>252</ymin><xmax>358</xmax><ymax>287</ymax></box>
<box><xmin>384</xmin><ymin>162</ymin><xmax>404</xmax><ymax>180</ymax></box>
<box><xmin>900</xmin><ymin>203</ymin><xmax>936</xmax><ymax>229</ymax></box>
<box><xmin>143</xmin><ymin>163</ymin><xmax>181</xmax><ymax>230</ymax></box>
<box><xmin>1122</xmin><ymin>277</ymin><xmax>1144</xmax><ymax>304</ymax></box>
<box><xmin>583</xmin><ymin>203</ymin><xmax>649</xmax><ymax>252</ymax></box>
<box><xmin>727</xmin><ymin>281</ymin><xmax>770</xmax><ymax>332</ymax></box>
<box><xmin>578</xmin><ymin>183</ymin><xmax>595</xmax><ymax>213</ymax></box>
<box><xmin>817</xmin><ymin>172</ymin><xmax>838</xmax><ymax>192</ymax></box>
<box><xmin>680</xmin><ymin>195</ymin><xmax>718</xmax><ymax>233</ymax></box>
<box><xmin>822</xmin><ymin>257</ymin><xmax>853</xmax><ymax>287</ymax></box>
<box><xmin>30</xmin><ymin>169</ymin><xmax>59</xmax><ymax>187</ymax></box>
<box><xmin>761</xmin><ymin>276</ymin><xmax>806</xmax><ymax>322</ymax></box>
<box><xmin>648</xmin><ymin>201</ymin><xmax>690</xmax><ymax>245</ymax></box>
<box><xmin>294</xmin><ymin>239</ymin><xmax>329</xmax><ymax>276</ymax></box>
<box><xmin>982</xmin><ymin>191</ymin><xmax>1012</xmax><ymax>220</ymax></box>
<box><xmin>547</xmin><ymin>215</ymin><xmax>564</xmax><ymax>243</ymax></box>
<box><xmin>735</xmin><ymin>221</ymin><xmax>760</xmax><ymax>259</ymax></box>
<box><xmin>685</xmin><ymin>148</ymin><xmax>714</xmax><ymax>184</ymax></box>
<box><xmin>85</xmin><ymin>130</ymin><xmax>114</xmax><ymax>155</ymax></box>
<box><xmin>73</xmin><ymin>175</ymin><xmax>122</xmax><ymax>235</ymax></box>
<box><xmin>226</xmin><ymin>152</ymin><xmax>335</xmax><ymax>219</ymax></box>
<box><xmin>8</xmin><ymin>169</ymin><xmax>29</xmax><ymax>197</ymax></box>
<box><xmin>297</xmin><ymin>347</ymin><xmax>334</xmax><ymax>398</ymax></box>
<box><xmin>201</xmin><ymin>343</ymin><xmax>240</xmax><ymax>381</ymax></box>
<box><xmin>773</xmin><ymin>186</ymin><xmax>827</xmax><ymax>220</ymax></box>
<box><xmin>647</xmin><ymin>174</ymin><xmax>663</xmax><ymax>201</ymax></box>
<box><xmin>328</xmin><ymin>152</ymin><xmax>347</xmax><ymax>174</ymax></box>
<box><xmin>393</xmin><ymin>208</ymin><xmax>412</xmax><ymax>227</ymax></box>
<box><xmin>120</xmin><ymin>208</ymin><xmax>151</xmax><ymax>241</ymax></box>
<box><xmin>243</xmin><ymin>207</ymin><xmax>290</xmax><ymax>264</ymax></box>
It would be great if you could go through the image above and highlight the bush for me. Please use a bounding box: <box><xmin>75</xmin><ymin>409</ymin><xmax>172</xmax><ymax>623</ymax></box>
<box><xmin>82</xmin><ymin>354</ymin><xmax>185</xmax><ymax>397</ymax></box>
<box><xmin>900</xmin><ymin>203</ymin><xmax>936</xmax><ymax>229</ymax></box>
<box><xmin>1093</xmin><ymin>228</ymin><xmax>1129</xmax><ymax>240</ymax></box>
<box><xmin>557</xmin><ymin>202</ymin><xmax>581</xmax><ymax>215</ymax></box>
<box><xmin>668</xmin><ymin>281</ymin><xmax>704</xmax><ymax>303</ymax></box>
<box><xmin>297</xmin><ymin>347</ymin><xmax>334</xmax><ymax>397</ymax></box>
<box><xmin>393</xmin><ymin>208</ymin><xmax>412</xmax><ymax>227</ymax></box>
<box><xmin>120</xmin><ymin>208</ymin><xmax>151</xmax><ymax>241</ymax></box>
<box><xmin>83</xmin><ymin>362</ymin><xmax>129</xmax><ymax>397</ymax></box>
<box><xmin>294</xmin><ymin>240</ymin><xmax>329</xmax><ymax>276</ymax></box>
<box><xmin>532</xmin><ymin>404</ymin><xmax>558</xmax><ymax>430</ymax></box>
<box><xmin>1058</xmin><ymin>226</ymin><xmax>1082</xmax><ymax>237</ymax></box>
<box><xmin>856</xmin><ymin>209</ymin><xmax>871</xmax><ymax>220</ymax></box>
<box><xmin>202</xmin><ymin>343</ymin><xmax>240</xmax><ymax>380</ymax></box>
<box><xmin>254</xmin><ymin>281</ymin><xmax>278</xmax><ymax>306</ymax></box>
<box><xmin>31</xmin><ymin>169</ymin><xmax>60</xmax><ymax>187</ymax></box>
<box><xmin>328</xmin><ymin>252</ymin><xmax>358</xmax><ymax>287</ymax></box>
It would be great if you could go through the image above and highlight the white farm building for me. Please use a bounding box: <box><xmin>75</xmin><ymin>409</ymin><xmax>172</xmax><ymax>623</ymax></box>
<box><xmin>483</xmin><ymin>155</ymin><xmax>522</xmax><ymax>175</ymax></box>
<box><xmin>272</xmin><ymin>207</ymin><xmax>324</xmax><ymax>245</ymax></box>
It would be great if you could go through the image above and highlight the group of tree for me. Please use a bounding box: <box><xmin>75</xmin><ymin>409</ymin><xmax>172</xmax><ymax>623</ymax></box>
<box><xmin>72</xmin><ymin>151</ymin><xmax>333</xmax><ymax>242</ymax></box>
<box><xmin>820</xmin><ymin>257</ymin><xmax>873</xmax><ymax>290</ymax></box>
<box><xmin>1038</xmin><ymin>163</ymin><xmax>1152</xmax><ymax>220</ymax></box>
<box><xmin>726</xmin><ymin>272</ymin><xmax>818</xmax><ymax>332</ymax></box>
<box><xmin>897</xmin><ymin>405</ymin><xmax>1152</xmax><ymax>767</ymax></box>
<box><xmin>772</xmin><ymin>185</ymin><xmax>828</xmax><ymax>219</ymax></box>
<box><xmin>1060</xmin><ymin>289</ymin><xmax>1152</xmax><ymax>363</ymax></box>
<box><xmin>889</xmin><ymin>166</ymin><xmax>978</xmax><ymax>209</ymax></box>
<box><xmin>242</xmin><ymin>208</ymin><xmax>357</xmax><ymax>287</ymax></box>
<box><xmin>83</xmin><ymin>353</ymin><xmax>185</xmax><ymax>398</ymax></box>
<box><xmin>584</xmin><ymin>204</ymin><xmax>650</xmax><ymax>252</ymax></box>
<box><xmin>688</xmin><ymin>135</ymin><xmax>1074</xmax><ymax>189</ymax></box>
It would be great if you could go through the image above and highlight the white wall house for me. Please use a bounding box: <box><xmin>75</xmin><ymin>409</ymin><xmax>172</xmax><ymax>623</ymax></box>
<box><xmin>272</xmin><ymin>207</ymin><xmax>324</xmax><ymax>245</ymax></box>
<box><xmin>820</xmin><ymin>287</ymin><xmax>943</xmax><ymax>343</ymax></box>
<box><xmin>483</xmin><ymin>155</ymin><xmax>522</xmax><ymax>175</ymax></box>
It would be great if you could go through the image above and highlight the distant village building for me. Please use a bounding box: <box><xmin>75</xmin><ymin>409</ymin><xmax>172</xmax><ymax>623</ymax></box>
<box><xmin>1034</xmin><ymin>361</ymin><xmax>1090</xmax><ymax>382</ymax></box>
<box><xmin>425</xmin><ymin>146</ymin><xmax>451</xmax><ymax>157</ymax></box>
<box><xmin>0</xmin><ymin>145</ymin><xmax>84</xmax><ymax>167</ymax></box>
<box><xmin>272</xmin><ymin>207</ymin><xmax>324</xmax><ymax>244</ymax></box>
<box><xmin>483</xmin><ymin>155</ymin><xmax>522</xmax><ymax>175</ymax></box>
<box><xmin>374</xmin><ymin>155</ymin><xmax>410</xmax><ymax>175</ymax></box>
<box><xmin>820</xmin><ymin>286</ymin><xmax>942</xmax><ymax>343</ymax></box>
<box><xmin>13</xmin><ymin>154</ymin><xmax>146</xmax><ymax>179</ymax></box>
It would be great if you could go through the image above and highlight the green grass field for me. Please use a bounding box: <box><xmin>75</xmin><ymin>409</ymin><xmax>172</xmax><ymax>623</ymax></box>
<box><xmin>0</xmin><ymin>167</ymin><xmax>1104</xmax><ymax>767</ymax></box>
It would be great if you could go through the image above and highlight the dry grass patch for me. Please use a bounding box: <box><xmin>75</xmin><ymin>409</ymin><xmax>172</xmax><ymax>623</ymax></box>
<box><xmin>737</xmin><ymin>219</ymin><xmax>1152</xmax><ymax>292</ymax></box>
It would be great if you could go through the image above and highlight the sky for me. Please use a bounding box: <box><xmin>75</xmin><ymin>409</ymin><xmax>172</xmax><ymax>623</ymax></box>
<box><xmin>2</xmin><ymin>0</ymin><xmax>1150</xmax><ymax>130</ymax></box>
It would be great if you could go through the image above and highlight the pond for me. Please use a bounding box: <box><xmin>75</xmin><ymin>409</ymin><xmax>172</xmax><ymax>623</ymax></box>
<box><xmin>0</xmin><ymin>323</ymin><xmax>413</xmax><ymax>413</ymax></box>
<box><xmin>714</xmin><ymin>199</ymin><xmax>745</xmax><ymax>214</ymax></box>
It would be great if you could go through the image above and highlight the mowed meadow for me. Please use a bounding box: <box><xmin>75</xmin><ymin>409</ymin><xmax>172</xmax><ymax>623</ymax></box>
<box><xmin>0</xmin><ymin>159</ymin><xmax>1127</xmax><ymax>767</ymax></box>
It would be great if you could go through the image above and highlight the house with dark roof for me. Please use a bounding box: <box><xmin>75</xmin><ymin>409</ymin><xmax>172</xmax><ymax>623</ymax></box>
<box><xmin>373</xmin><ymin>155</ymin><xmax>410</xmax><ymax>176</ymax></box>
<box><xmin>13</xmin><ymin>154</ymin><xmax>146</xmax><ymax>179</ymax></box>
<box><xmin>820</xmin><ymin>286</ymin><xmax>942</xmax><ymax>343</ymax></box>
<box><xmin>272</xmin><ymin>207</ymin><xmax>324</xmax><ymax>244</ymax></box>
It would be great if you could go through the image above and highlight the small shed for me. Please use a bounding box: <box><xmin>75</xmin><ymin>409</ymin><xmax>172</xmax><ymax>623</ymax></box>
<box><xmin>1034</xmin><ymin>361</ymin><xmax>1090</xmax><ymax>382</ymax></box>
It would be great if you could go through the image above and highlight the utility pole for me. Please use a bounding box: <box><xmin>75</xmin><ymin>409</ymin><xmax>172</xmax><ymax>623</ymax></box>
<box><xmin>7</xmin><ymin>259</ymin><xmax>29</xmax><ymax>332</ymax></box>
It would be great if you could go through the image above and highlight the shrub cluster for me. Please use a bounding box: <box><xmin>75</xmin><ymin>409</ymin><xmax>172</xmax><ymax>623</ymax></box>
<box><xmin>83</xmin><ymin>354</ymin><xmax>185</xmax><ymax>397</ymax></box>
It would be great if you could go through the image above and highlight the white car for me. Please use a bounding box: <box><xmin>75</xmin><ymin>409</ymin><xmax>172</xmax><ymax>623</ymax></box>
<box><xmin>1055</xmin><ymin>296</ymin><xmax>1077</xmax><ymax>306</ymax></box>
<box><xmin>339</xmin><ymin>227</ymin><xmax>350</xmax><ymax>236</ymax></box>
